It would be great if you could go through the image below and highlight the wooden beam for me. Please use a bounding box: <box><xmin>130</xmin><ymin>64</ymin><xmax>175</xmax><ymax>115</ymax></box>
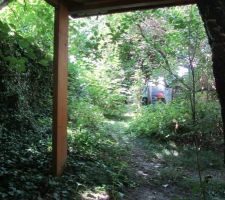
<box><xmin>45</xmin><ymin>0</ymin><xmax>58</xmax><ymax>7</ymax></box>
<box><xmin>68</xmin><ymin>0</ymin><xmax>197</xmax><ymax>18</ymax></box>
<box><xmin>53</xmin><ymin>1</ymin><xmax>69</xmax><ymax>176</ymax></box>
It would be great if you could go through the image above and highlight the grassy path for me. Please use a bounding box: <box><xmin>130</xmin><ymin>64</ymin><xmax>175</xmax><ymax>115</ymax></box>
<box><xmin>103</xmin><ymin>114</ymin><xmax>225</xmax><ymax>200</ymax></box>
<box><xmin>104</xmin><ymin>118</ymin><xmax>184</xmax><ymax>200</ymax></box>
<box><xmin>2</xmin><ymin>112</ymin><xmax>224</xmax><ymax>200</ymax></box>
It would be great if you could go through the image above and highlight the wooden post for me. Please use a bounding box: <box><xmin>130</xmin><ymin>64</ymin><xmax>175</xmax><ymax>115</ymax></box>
<box><xmin>53</xmin><ymin>1</ymin><xmax>68</xmax><ymax>176</ymax></box>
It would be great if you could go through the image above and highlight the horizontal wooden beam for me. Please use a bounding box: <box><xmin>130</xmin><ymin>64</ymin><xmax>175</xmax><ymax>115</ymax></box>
<box><xmin>67</xmin><ymin>0</ymin><xmax>197</xmax><ymax>18</ymax></box>
<box><xmin>45</xmin><ymin>0</ymin><xmax>58</xmax><ymax>7</ymax></box>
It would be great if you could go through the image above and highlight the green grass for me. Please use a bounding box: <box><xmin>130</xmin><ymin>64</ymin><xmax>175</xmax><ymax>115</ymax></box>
<box><xmin>132</xmin><ymin>137</ymin><xmax>225</xmax><ymax>200</ymax></box>
<box><xmin>0</xmin><ymin>126</ymin><xmax>131</xmax><ymax>200</ymax></box>
<box><xmin>134</xmin><ymin>137</ymin><xmax>224</xmax><ymax>170</ymax></box>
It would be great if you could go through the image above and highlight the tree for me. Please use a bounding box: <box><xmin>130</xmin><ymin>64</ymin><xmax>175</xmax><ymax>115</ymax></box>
<box><xmin>198</xmin><ymin>0</ymin><xmax>225</xmax><ymax>163</ymax></box>
<box><xmin>0</xmin><ymin>0</ymin><xmax>54</xmax><ymax>53</ymax></box>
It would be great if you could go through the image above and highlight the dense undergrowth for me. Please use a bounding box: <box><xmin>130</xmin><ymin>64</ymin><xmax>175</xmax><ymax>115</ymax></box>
<box><xmin>0</xmin><ymin>126</ymin><xmax>131</xmax><ymax>200</ymax></box>
<box><xmin>127</xmin><ymin>101</ymin><xmax>225</xmax><ymax>200</ymax></box>
<box><xmin>0</xmin><ymin>21</ymin><xmax>52</xmax><ymax>133</ymax></box>
<box><xmin>129</xmin><ymin>100</ymin><xmax>223</xmax><ymax>148</ymax></box>
<box><xmin>0</xmin><ymin>20</ymin><xmax>129</xmax><ymax>199</ymax></box>
<box><xmin>1</xmin><ymin>2</ymin><xmax>225</xmax><ymax>200</ymax></box>
<box><xmin>132</xmin><ymin>138</ymin><xmax>225</xmax><ymax>200</ymax></box>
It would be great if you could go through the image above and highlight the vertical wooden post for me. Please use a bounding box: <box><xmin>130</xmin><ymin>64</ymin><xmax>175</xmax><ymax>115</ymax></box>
<box><xmin>53</xmin><ymin>2</ymin><xmax>68</xmax><ymax>176</ymax></box>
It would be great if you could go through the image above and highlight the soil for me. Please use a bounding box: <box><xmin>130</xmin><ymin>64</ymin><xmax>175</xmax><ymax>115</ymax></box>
<box><xmin>107</xmin><ymin>119</ymin><xmax>187</xmax><ymax>200</ymax></box>
<box><xmin>124</xmin><ymin>142</ymin><xmax>186</xmax><ymax>200</ymax></box>
<box><xmin>82</xmin><ymin>117</ymin><xmax>225</xmax><ymax>200</ymax></box>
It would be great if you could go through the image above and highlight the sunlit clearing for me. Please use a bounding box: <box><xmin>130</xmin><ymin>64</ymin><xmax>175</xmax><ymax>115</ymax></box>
<box><xmin>177</xmin><ymin>66</ymin><xmax>188</xmax><ymax>77</ymax></box>
<box><xmin>106</xmin><ymin>120</ymin><xmax>115</xmax><ymax>125</ymax></box>
<box><xmin>67</xmin><ymin>128</ymin><xmax>74</xmax><ymax>135</ymax></box>
<box><xmin>163</xmin><ymin>149</ymin><xmax>179</xmax><ymax>156</ymax></box>
<box><xmin>124</xmin><ymin>111</ymin><xmax>137</xmax><ymax>118</ymax></box>
<box><xmin>169</xmin><ymin>142</ymin><xmax>177</xmax><ymax>149</ymax></box>
<box><xmin>173</xmin><ymin>151</ymin><xmax>179</xmax><ymax>156</ymax></box>
<box><xmin>69</xmin><ymin>55</ymin><xmax>76</xmax><ymax>63</ymax></box>
<box><xmin>122</xmin><ymin>122</ymin><xmax>130</xmax><ymax>128</ymax></box>
<box><xmin>137</xmin><ymin>170</ymin><xmax>148</xmax><ymax>177</ymax></box>
<box><xmin>156</xmin><ymin>153</ymin><xmax>163</xmax><ymax>159</ymax></box>
<box><xmin>80</xmin><ymin>187</ymin><xmax>109</xmax><ymax>200</ymax></box>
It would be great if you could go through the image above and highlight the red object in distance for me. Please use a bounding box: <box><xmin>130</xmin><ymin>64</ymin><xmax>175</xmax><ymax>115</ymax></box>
<box><xmin>156</xmin><ymin>92</ymin><xmax>164</xmax><ymax>99</ymax></box>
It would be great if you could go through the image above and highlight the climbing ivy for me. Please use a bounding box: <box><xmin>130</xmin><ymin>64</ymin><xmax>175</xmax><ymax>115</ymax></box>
<box><xmin>0</xmin><ymin>21</ymin><xmax>52</xmax><ymax>132</ymax></box>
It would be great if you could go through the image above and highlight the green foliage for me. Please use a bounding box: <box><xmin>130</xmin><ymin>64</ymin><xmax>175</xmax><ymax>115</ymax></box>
<box><xmin>0</xmin><ymin>2</ymin><xmax>224</xmax><ymax>199</ymax></box>
<box><xmin>0</xmin><ymin>0</ymin><xmax>54</xmax><ymax>54</ymax></box>
<box><xmin>69</xmin><ymin>101</ymin><xmax>104</xmax><ymax>130</ymax></box>
<box><xmin>177</xmin><ymin>178</ymin><xmax>225</xmax><ymax>200</ymax></box>
<box><xmin>85</xmin><ymin>80</ymin><xmax>126</xmax><ymax>118</ymax></box>
<box><xmin>129</xmin><ymin>100</ymin><xmax>223</xmax><ymax>147</ymax></box>
<box><xmin>129</xmin><ymin>101</ymin><xmax>190</xmax><ymax>139</ymax></box>
<box><xmin>0</xmin><ymin>126</ymin><xmax>131</xmax><ymax>200</ymax></box>
<box><xmin>68</xmin><ymin>64</ymin><xmax>126</xmax><ymax>122</ymax></box>
<box><xmin>0</xmin><ymin>21</ymin><xmax>52</xmax><ymax>132</ymax></box>
<box><xmin>133</xmin><ymin>138</ymin><xmax>225</xmax><ymax>200</ymax></box>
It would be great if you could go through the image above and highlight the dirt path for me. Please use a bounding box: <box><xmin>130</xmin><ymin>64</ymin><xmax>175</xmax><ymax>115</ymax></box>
<box><xmin>104</xmin><ymin>116</ymin><xmax>225</xmax><ymax>200</ymax></box>
<box><xmin>125</xmin><ymin>146</ymin><xmax>170</xmax><ymax>200</ymax></box>
<box><xmin>124</xmin><ymin>142</ymin><xmax>187</xmax><ymax>200</ymax></box>
<box><xmin>105</xmin><ymin>119</ymin><xmax>185</xmax><ymax>200</ymax></box>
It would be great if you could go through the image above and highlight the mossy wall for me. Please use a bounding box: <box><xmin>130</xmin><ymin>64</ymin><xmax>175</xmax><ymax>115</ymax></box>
<box><xmin>0</xmin><ymin>21</ymin><xmax>52</xmax><ymax>132</ymax></box>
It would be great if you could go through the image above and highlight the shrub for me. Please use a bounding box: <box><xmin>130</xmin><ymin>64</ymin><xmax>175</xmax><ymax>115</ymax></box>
<box><xmin>85</xmin><ymin>79</ymin><xmax>126</xmax><ymax>118</ymax></box>
<box><xmin>69</xmin><ymin>101</ymin><xmax>104</xmax><ymax>130</ymax></box>
<box><xmin>194</xmin><ymin>101</ymin><xmax>223</xmax><ymax>147</ymax></box>
<box><xmin>129</xmin><ymin>101</ymin><xmax>191</xmax><ymax>139</ymax></box>
<box><xmin>0</xmin><ymin>21</ymin><xmax>52</xmax><ymax>133</ymax></box>
<box><xmin>128</xmin><ymin>100</ymin><xmax>223</xmax><ymax>147</ymax></box>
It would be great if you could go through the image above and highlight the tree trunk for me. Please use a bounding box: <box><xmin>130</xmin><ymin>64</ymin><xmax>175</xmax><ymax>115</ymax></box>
<box><xmin>197</xmin><ymin>0</ymin><xmax>225</xmax><ymax>161</ymax></box>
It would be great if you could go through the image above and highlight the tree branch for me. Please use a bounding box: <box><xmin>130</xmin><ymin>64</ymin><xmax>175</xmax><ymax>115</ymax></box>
<box><xmin>137</xmin><ymin>24</ymin><xmax>191</xmax><ymax>91</ymax></box>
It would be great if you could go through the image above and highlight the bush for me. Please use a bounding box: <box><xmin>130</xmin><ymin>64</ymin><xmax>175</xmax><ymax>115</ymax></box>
<box><xmin>84</xmin><ymin>78</ymin><xmax>126</xmax><ymax>118</ymax></box>
<box><xmin>128</xmin><ymin>100</ymin><xmax>223</xmax><ymax>147</ymax></box>
<box><xmin>129</xmin><ymin>101</ymin><xmax>191</xmax><ymax>139</ymax></box>
<box><xmin>0</xmin><ymin>21</ymin><xmax>52</xmax><ymax>133</ymax></box>
<box><xmin>195</xmin><ymin>101</ymin><xmax>223</xmax><ymax>145</ymax></box>
<box><xmin>69</xmin><ymin>101</ymin><xmax>104</xmax><ymax>130</ymax></box>
<box><xmin>68</xmin><ymin>63</ymin><xmax>126</xmax><ymax>122</ymax></box>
